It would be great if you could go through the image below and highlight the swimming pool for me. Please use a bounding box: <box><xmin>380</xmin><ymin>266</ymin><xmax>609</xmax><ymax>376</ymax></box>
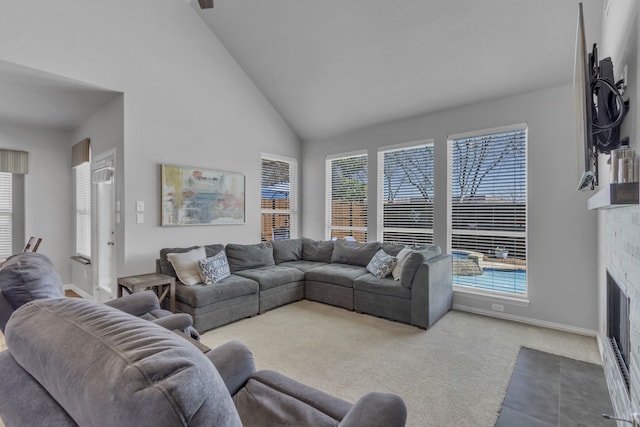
<box><xmin>452</xmin><ymin>251</ymin><xmax>527</xmax><ymax>294</ymax></box>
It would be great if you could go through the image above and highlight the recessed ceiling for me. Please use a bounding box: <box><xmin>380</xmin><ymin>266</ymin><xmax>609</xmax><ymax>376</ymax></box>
<box><xmin>196</xmin><ymin>0</ymin><xmax>603</xmax><ymax>141</ymax></box>
<box><xmin>0</xmin><ymin>60</ymin><xmax>120</xmax><ymax>131</ymax></box>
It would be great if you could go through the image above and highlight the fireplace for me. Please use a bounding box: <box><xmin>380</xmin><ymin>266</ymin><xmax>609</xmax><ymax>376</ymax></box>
<box><xmin>607</xmin><ymin>271</ymin><xmax>630</xmax><ymax>393</ymax></box>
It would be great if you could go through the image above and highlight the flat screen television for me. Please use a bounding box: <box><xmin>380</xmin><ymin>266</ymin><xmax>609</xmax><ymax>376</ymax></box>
<box><xmin>574</xmin><ymin>2</ymin><xmax>596</xmax><ymax>191</ymax></box>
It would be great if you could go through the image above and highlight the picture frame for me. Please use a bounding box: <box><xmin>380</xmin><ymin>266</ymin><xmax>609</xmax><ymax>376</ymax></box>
<box><xmin>161</xmin><ymin>164</ymin><xmax>245</xmax><ymax>226</ymax></box>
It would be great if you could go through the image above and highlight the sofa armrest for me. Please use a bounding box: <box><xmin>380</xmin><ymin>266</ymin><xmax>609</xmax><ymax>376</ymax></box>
<box><xmin>151</xmin><ymin>313</ymin><xmax>193</xmax><ymax>331</ymax></box>
<box><xmin>206</xmin><ymin>340</ymin><xmax>256</xmax><ymax>395</ymax></box>
<box><xmin>104</xmin><ymin>291</ymin><xmax>161</xmax><ymax>317</ymax></box>
<box><xmin>410</xmin><ymin>254</ymin><xmax>453</xmax><ymax>329</ymax></box>
<box><xmin>338</xmin><ymin>392</ymin><xmax>407</xmax><ymax>427</ymax></box>
<box><xmin>0</xmin><ymin>292</ymin><xmax>13</xmax><ymax>334</ymax></box>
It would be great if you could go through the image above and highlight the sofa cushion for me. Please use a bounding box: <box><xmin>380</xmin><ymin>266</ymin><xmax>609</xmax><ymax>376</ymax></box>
<box><xmin>198</xmin><ymin>250</ymin><xmax>231</xmax><ymax>284</ymax></box>
<box><xmin>167</xmin><ymin>246</ymin><xmax>206</xmax><ymax>285</ymax></box>
<box><xmin>159</xmin><ymin>244</ymin><xmax>225</xmax><ymax>277</ymax></box>
<box><xmin>0</xmin><ymin>253</ymin><xmax>64</xmax><ymax>309</ymax></box>
<box><xmin>301</xmin><ymin>238</ymin><xmax>334</xmax><ymax>263</ymax></box>
<box><xmin>271</xmin><ymin>239</ymin><xmax>303</xmax><ymax>264</ymax></box>
<box><xmin>366</xmin><ymin>250</ymin><xmax>398</xmax><ymax>279</ymax></box>
<box><xmin>225</xmin><ymin>243</ymin><xmax>275</xmax><ymax>272</ymax></box>
<box><xmin>400</xmin><ymin>246</ymin><xmax>442</xmax><ymax>288</ymax></box>
<box><xmin>353</xmin><ymin>275</ymin><xmax>412</xmax><ymax>299</ymax></box>
<box><xmin>175</xmin><ymin>274</ymin><xmax>258</xmax><ymax>307</ymax></box>
<box><xmin>277</xmin><ymin>260</ymin><xmax>328</xmax><ymax>272</ymax></box>
<box><xmin>234</xmin><ymin>369</ymin><xmax>352</xmax><ymax>427</ymax></box>
<box><xmin>234</xmin><ymin>266</ymin><xmax>305</xmax><ymax>291</ymax></box>
<box><xmin>331</xmin><ymin>239</ymin><xmax>381</xmax><ymax>267</ymax></box>
<box><xmin>5</xmin><ymin>298</ymin><xmax>242</xmax><ymax>427</ymax></box>
<box><xmin>305</xmin><ymin>264</ymin><xmax>368</xmax><ymax>288</ymax></box>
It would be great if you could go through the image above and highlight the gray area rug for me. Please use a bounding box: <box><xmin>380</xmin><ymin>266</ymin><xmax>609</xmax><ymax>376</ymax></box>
<box><xmin>200</xmin><ymin>300</ymin><xmax>601</xmax><ymax>427</ymax></box>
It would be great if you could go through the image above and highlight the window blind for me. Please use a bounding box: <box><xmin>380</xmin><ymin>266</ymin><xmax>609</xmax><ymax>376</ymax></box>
<box><xmin>0</xmin><ymin>173</ymin><xmax>12</xmax><ymax>258</ymax></box>
<box><xmin>261</xmin><ymin>155</ymin><xmax>297</xmax><ymax>241</ymax></box>
<box><xmin>75</xmin><ymin>162</ymin><xmax>91</xmax><ymax>258</ymax></box>
<box><xmin>448</xmin><ymin>127</ymin><xmax>527</xmax><ymax>294</ymax></box>
<box><xmin>326</xmin><ymin>153</ymin><xmax>367</xmax><ymax>241</ymax></box>
<box><xmin>377</xmin><ymin>142</ymin><xmax>434</xmax><ymax>245</ymax></box>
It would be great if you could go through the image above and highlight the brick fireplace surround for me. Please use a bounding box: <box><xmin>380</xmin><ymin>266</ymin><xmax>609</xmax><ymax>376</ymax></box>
<box><xmin>602</xmin><ymin>205</ymin><xmax>640</xmax><ymax>418</ymax></box>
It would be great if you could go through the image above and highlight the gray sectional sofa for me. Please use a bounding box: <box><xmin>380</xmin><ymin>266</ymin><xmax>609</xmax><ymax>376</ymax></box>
<box><xmin>158</xmin><ymin>238</ymin><xmax>453</xmax><ymax>334</ymax></box>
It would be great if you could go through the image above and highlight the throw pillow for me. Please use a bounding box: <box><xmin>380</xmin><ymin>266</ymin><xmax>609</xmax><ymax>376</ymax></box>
<box><xmin>366</xmin><ymin>249</ymin><xmax>398</xmax><ymax>279</ymax></box>
<box><xmin>392</xmin><ymin>247</ymin><xmax>413</xmax><ymax>281</ymax></box>
<box><xmin>166</xmin><ymin>247</ymin><xmax>206</xmax><ymax>286</ymax></box>
<box><xmin>198</xmin><ymin>251</ymin><xmax>231</xmax><ymax>284</ymax></box>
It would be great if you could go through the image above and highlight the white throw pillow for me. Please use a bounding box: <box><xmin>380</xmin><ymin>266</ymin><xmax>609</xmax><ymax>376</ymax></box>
<box><xmin>392</xmin><ymin>248</ymin><xmax>413</xmax><ymax>281</ymax></box>
<box><xmin>167</xmin><ymin>246</ymin><xmax>206</xmax><ymax>286</ymax></box>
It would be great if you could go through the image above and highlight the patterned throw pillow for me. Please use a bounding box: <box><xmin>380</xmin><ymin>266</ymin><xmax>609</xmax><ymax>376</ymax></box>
<box><xmin>366</xmin><ymin>249</ymin><xmax>398</xmax><ymax>279</ymax></box>
<box><xmin>198</xmin><ymin>250</ymin><xmax>231</xmax><ymax>284</ymax></box>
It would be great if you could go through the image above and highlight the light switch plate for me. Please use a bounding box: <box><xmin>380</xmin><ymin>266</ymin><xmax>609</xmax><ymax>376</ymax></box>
<box><xmin>136</xmin><ymin>213</ymin><xmax>144</xmax><ymax>224</ymax></box>
<box><xmin>136</xmin><ymin>201</ymin><xmax>144</xmax><ymax>212</ymax></box>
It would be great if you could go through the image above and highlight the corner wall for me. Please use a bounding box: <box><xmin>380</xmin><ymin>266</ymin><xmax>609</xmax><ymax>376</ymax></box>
<box><xmin>0</xmin><ymin>122</ymin><xmax>72</xmax><ymax>282</ymax></box>
<box><xmin>0</xmin><ymin>0</ymin><xmax>300</xmax><ymax>278</ymax></box>
<box><xmin>302</xmin><ymin>84</ymin><xmax>599</xmax><ymax>332</ymax></box>
<box><xmin>597</xmin><ymin>1</ymin><xmax>640</xmax><ymax>419</ymax></box>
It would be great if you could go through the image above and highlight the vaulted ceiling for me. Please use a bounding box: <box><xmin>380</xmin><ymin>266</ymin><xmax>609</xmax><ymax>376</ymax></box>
<box><xmin>195</xmin><ymin>0</ymin><xmax>604</xmax><ymax>141</ymax></box>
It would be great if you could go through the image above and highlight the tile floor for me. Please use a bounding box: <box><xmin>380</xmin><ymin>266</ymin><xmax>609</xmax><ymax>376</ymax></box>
<box><xmin>496</xmin><ymin>347</ymin><xmax>614</xmax><ymax>426</ymax></box>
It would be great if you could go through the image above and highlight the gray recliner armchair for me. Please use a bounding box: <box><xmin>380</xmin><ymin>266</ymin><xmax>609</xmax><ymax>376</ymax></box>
<box><xmin>0</xmin><ymin>298</ymin><xmax>407</xmax><ymax>426</ymax></box>
<box><xmin>0</xmin><ymin>252</ymin><xmax>196</xmax><ymax>338</ymax></box>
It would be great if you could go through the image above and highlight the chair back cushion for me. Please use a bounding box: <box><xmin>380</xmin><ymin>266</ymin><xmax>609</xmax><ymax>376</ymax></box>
<box><xmin>0</xmin><ymin>252</ymin><xmax>63</xmax><ymax>309</ymax></box>
<box><xmin>4</xmin><ymin>298</ymin><xmax>242</xmax><ymax>427</ymax></box>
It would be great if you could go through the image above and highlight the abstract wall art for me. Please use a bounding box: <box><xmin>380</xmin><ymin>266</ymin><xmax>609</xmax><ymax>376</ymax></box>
<box><xmin>161</xmin><ymin>164</ymin><xmax>245</xmax><ymax>226</ymax></box>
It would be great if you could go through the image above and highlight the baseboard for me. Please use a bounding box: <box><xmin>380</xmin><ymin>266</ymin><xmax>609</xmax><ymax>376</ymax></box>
<box><xmin>452</xmin><ymin>303</ymin><xmax>598</xmax><ymax>337</ymax></box>
<box><xmin>63</xmin><ymin>284</ymin><xmax>94</xmax><ymax>301</ymax></box>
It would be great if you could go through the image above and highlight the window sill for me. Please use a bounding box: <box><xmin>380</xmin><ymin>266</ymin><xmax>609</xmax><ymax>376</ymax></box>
<box><xmin>453</xmin><ymin>285</ymin><xmax>530</xmax><ymax>307</ymax></box>
<box><xmin>71</xmin><ymin>256</ymin><xmax>91</xmax><ymax>265</ymax></box>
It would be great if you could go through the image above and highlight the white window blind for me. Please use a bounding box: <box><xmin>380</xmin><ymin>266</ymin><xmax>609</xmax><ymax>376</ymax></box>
<box><xmin>377</xmin><ymin>142</ymin><xmax>434</xmax><ymax>245</ymax></box>
<box><xmin>448</xmin><ymin>126</ymin><xmax>527</xmax><ymax>294</ymax></box>
<box><xmin>326</xmin><ymin>153</ymin><xmax>367</xmax><ymax>241</ymax></box>
<box><xmin>0</xmin><ymin>173</ymin><xmax>12</xmax><ymax>258</ymax></box>
<box><xmin>75</xmin><ymin>162</ymin><xmax>91</xmax><ymax>259</ymax></box>
<box><xmin>261</xmin><ymin>155</ymin><xmax>297</xmax><ymax>241</ymax></box>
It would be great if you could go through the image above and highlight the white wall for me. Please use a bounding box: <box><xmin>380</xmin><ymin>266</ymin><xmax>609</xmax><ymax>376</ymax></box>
<box><xmin>70</xmin><ymin>95</ymin><xmax>124</xmax><ymax>296</ymax></box>
<box><xmin>0</xmin><ymin>122</ymin><xmax>72</xmax><ymax>282</ymax></box>
<box><xmin>302</xmin><ymin>84</ymin><xmax>599</xmax><ymax>332</ymax></box>
<box><xmin>0</xmin><ymin>0</ymin><xmax>300</xmax><ymax>277</ymax></box>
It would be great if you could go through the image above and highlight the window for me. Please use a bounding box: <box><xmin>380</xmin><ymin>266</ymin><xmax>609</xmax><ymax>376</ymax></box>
<box><xmin>377</xmin><ymin>141</ymin><xmax>434</xmax><ymax>245</ymax></box>
<box><xmin>326</xmin><ymin>152</ymin><xmax>367</xmax><ymax>241</ymax></box>
<box><xmin>261</xmin><ymin>154</ymin><xmax>297</xmax><ymax>241</ymax></box>
<box><xmin>75</xmin><ymin>161</ymin><xmax>91</xmax><ymax>259</ymax></box>
<box><xmin>447</xmin><ymin>125</ymin><xmax>527</xmax><ymax>295</ymax></box>
<box><xmin>0</xmin><ymin>173</ymin><xmax>12</xmax><ymax>258</ymax></box>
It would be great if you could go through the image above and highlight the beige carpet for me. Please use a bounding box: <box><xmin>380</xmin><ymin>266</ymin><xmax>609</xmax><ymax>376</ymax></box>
<box><xmin>200</xmin><ymin>301</ymin><xmax>601</xmax><ymax>427</ymax></box>
<box><xmin>0</xmin><ymin>301</ymin><xmax>601</xmax><ymax>427</ymax></box>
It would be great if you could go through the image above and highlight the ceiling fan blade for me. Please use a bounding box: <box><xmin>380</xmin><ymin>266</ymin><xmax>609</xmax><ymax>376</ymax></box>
<box><xmin>198</xmin><ymin>0</ymin><xmax>213</xmax><ymax>9</ymax></box>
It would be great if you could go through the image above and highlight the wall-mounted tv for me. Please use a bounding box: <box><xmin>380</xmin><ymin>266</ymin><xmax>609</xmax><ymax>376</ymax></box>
<box><xmin>574</xmin><ymin>2</ymin><xmax>595</xmax><ymax>191</ymax></box>
<box><xmin>574</xmin><ymin>2</ymin><xmax>629</xmax><ymax>191</ymax></box>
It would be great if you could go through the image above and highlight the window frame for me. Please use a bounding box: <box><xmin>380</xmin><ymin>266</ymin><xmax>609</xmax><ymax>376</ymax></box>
<box><xmin>0</xmin><ymin>172</ymin><xmax>12</xmax><ymax>259</ymax></box>
<box><xmin>260</xmin><ymin>153</ymin><xmax>298</xmax><ymax>242</ymax></box>
<box><xmin>325</xmin><ymin>150</ymin><xmax>368</xmax><ymax>241</ymax></box>
<box><xmin>75</xmin><ymin>161</ymin><xmax>91</xmax><ymax>260</ymax></box>
<box><xmin>376</xmin><ymin>139</ymin><xmax>435</xmax><ymax>246</ymax></box>
<box><xmin>447</xmin><ymin>123</ymin><xmax>528</xmax><ymax>297</ymax></box>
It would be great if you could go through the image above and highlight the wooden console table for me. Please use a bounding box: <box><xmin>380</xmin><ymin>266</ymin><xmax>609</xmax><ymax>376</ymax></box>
<box><xmin>117</xmin><ymin>273</ymin><xmax>176</xmax><ymax>313</ymax></box>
